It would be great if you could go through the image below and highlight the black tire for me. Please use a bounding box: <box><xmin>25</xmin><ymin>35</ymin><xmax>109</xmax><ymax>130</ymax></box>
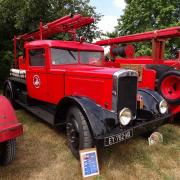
<box><xmin>4</xmin><ymin>82</ymin><xmax>18</xmax><ymax>109</ymax></box>
<box><xmin>0</xmin><ymin>139</ymin><xmax>16</xmax><ymax>165</ymax></box>
<box><xmin>157</xmin><ymin>70</ymin><xmax>180</xmax><ymax>105</ymax></box>
<box><xmin>174</xmin><ymin>112</ymin><xmax>180</xmax><ymax>122</ymax></box>
<box><xmin>66</xmin><ymin>106</ymin><xmax>93</xmax><ymax>159</ymax></box>
<box><xmin>146</xmin><ymin>64</ymin><xmax>174</xmax><ymax>79</ymax></box>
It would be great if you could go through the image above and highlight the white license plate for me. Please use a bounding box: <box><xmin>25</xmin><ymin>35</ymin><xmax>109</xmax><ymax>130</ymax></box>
<box><xmin>104</xmin><ymin>129</ymin><xmax>133</xmax><ymax>146</ymax></box>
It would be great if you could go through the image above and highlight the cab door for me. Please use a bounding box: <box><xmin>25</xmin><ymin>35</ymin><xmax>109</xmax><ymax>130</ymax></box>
<box><xmin>26</xmin><ymin>47</ymin><xmax>49</xmax><ymax>102</ymax></box>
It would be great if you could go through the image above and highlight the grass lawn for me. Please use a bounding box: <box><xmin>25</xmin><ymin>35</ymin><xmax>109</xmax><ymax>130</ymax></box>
<box><xmin>0</xmin><ymin>108</ymin><xmax>179</xmax><ymax>180</ymax></box>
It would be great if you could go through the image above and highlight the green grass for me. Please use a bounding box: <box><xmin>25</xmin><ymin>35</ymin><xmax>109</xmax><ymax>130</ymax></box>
<box><xmin>0</xmin><ymin>109</ymin><xmax>179</xmax><ymax>180</ymax></box>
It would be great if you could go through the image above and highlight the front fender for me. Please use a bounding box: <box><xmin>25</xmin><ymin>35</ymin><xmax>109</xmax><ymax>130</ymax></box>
<box><xmin>55</xmin><ymin>96</ymin><xmax>117</xmax><ymax>138</ymax></box>
<box><xmin>138</xmin><ymin>89</ymin><xmax>167</xmax><ymax>115</ymax></box>
<box><xmin>0</xmin><ymin>96</ymin><xmax>23</xmax><ymax>142</ymax></box>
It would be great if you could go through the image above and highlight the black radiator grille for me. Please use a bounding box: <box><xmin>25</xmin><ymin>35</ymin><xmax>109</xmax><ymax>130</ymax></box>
<box><xmin>117</xmin><ymin>76</ymin><xmax>137</xmax><ymax>117</ymax></box>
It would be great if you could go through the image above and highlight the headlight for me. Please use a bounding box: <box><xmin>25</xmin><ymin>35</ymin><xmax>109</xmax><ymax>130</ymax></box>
<box><xmin>159</xmin><ymin>100</ymin><xmax>168</xmax><ymax>114</ymax></box>
<box><xmin>119</xmin><ymin>108</ymin><xmax>132</xmax><ymax>126</ymax></box>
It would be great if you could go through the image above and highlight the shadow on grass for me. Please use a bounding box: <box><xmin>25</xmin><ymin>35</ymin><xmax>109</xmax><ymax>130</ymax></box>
<box><xmin>0</xmin><ymin>109</ymin><xmax>179</xmax><ymax>180</ymax></box>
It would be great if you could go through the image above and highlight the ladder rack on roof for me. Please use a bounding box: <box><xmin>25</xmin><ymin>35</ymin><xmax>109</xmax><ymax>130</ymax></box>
<box><xmin>14</xmin><ymin>14</ymin><xmax>94</xmax><ymax>68</ymax></box>
<box><xmin>95</xmin><ymin>26</ymin><xmax>180</xmax><ymax>46</ymax></box>
<box><xmin>16</xmin><ymin>14</ymin><xmax>94</xmax><ymax>41</ymax></box>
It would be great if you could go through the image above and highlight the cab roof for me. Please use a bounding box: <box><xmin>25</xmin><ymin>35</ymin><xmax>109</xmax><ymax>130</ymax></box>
<box><xmin>25</xmin><ymin>40</ymin><xmax>103</xmax><ymax>51</ymax></box>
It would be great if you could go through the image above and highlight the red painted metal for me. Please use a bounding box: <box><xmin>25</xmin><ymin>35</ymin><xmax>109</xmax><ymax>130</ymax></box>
<box><xmin>96</xmin><ymin>27</ymin><xmax>180</xmax><ymax>45</ymax></box>
<box><xmin>14</xmin><ymin>14</ymin><xmax>94</xmax><ymax>68</ymax></box>
<box><xmin>0</xmin><ymin>96</ymin><xmax>23</xmax><ymax>143</ymax></box>
<box><xmin>17</xmin><ymin>14</ymin><xmax>94</xmax><ymax>41</ymax></box>
<box><xmin>96</xmin><ymin>27</ymin><xmax>180</xmax><ymax>118</ymax></box>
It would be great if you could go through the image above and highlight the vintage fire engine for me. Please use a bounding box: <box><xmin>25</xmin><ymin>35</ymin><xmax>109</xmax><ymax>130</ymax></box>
<box><xmin>4</xmin><ymin>14</ymin><xmax>171</xmax><ymax>159</ymax></box>
<box><xmin>0</xmin><ymin>96</ymin><xmax>23</xmax><ymax>165</ymax></box>
<box><xmin>96</xmin><ymin>28</ymin><xmax>180</xmax><ymax>119</ymax></box>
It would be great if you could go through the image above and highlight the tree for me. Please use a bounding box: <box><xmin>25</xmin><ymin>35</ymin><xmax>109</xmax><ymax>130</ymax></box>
<box><xmin>117</xmin><ymin>0</ymin><xmax>180</xmax><ymax>35</ymax></box>
<box><xmin>112</xmin><ymin>0</ymin><xmax>180</xmax><ymax>56</ymax></box>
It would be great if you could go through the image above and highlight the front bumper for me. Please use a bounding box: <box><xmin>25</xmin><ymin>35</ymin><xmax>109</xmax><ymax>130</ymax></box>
<box><xmin>0</xmin><ymin>123</ymin><xmax>23</xmax><ymax>143</ymax></box>
<box><xmin>94</xmin><ymin>114</ymin><xmax>170</xmax><ymax>147</ymax></box>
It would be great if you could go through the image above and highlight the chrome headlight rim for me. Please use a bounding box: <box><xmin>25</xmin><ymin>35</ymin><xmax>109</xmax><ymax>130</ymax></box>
<box><xmin>119</xmin><ymin>108</ymin><xmax>132</xmax><ymax>126</ymax></box>
<box><xmin>159</xmin><ymin>99</ymin><xmax>168</xmax><ymax>114</ymax></box>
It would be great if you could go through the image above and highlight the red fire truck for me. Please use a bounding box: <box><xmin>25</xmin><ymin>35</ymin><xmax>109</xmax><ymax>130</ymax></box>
<box><xmin>4</xmin><ymin>14</ymin><xmax>171</xmax><ymax>159</ymax></box>
<box><xmin>96</xmin><ymin>28</ymin><xmax>180</xmax><ymax>119</ymax></box>
<box><xmin>0</xmin><ymin>96</ymin><xmax>23</xmax><ymax>165</ymax></box>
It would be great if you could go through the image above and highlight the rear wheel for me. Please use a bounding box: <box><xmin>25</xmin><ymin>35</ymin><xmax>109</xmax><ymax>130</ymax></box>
<box><xmin>158</xmin><ymin>70</ymin><xmax>180</xmax><ymax>104</ymax></box>
<box><xmin>66</xmin><ymin>106</ymin><xmax>93</xmax><ymax>159</ymax></box>
<box><xmin>0</xmin><ymin>139</ymin><xmax>16</xmax><ymax>165</ymax></box>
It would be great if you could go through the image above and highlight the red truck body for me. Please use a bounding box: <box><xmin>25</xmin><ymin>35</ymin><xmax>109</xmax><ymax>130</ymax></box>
<box><xmin>0</xmin><ymin>96</ymin><xmax>22</xmax><ymax>142</ymax></box>
<box><xmin>4</xmin><ymin>14</ymin><xmax>171</xmax><ymax>159</ymax></box>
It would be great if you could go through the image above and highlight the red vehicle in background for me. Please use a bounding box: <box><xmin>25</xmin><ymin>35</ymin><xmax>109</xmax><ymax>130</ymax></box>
<box><xmin>4</xmin><ymin>14</ymin><xmax>171</xmax><ymax>159</ymax></box>
<box><xmin>0</xmin><ymin>96</ymin><xmax>23</xmax><ymax>165</ymax></box>
<box><xmin>96</xmin><ymin>27</ymin><xmax>180</xmax><ymax>119</ymax></box>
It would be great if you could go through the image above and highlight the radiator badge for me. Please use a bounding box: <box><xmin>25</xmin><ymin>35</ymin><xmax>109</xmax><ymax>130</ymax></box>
<box><xmin>33</xmin><ymin>75</ymin><xmax>41</xmax><ymax>88</ymax></box>
<box><xmin>137</xmin><ymin>94</ymin><xmax>144</xmax><ymax>109</ymax></box>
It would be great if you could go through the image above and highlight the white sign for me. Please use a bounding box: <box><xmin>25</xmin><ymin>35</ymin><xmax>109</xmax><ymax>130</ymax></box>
<box><xmin>80</xmin><ymin>148</ymin><xmax>100</xmax><ymax>178</ymax></box>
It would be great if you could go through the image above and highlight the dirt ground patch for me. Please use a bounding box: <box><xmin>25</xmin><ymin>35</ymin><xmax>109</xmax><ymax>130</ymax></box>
<box><xmin>0</xmin><ymin>109</ymin><xmax>180</xmax><ymax>180</ymax></box>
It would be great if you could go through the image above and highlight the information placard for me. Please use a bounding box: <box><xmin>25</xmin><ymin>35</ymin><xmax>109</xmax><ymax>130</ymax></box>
<box><xmin>80</xmin><ymin>148</ymin><xmax>100</xmax><ymax>178</ymax></box>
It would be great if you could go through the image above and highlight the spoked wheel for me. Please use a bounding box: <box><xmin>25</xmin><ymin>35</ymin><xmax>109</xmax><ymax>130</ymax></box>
<box><xmin>0</xmin><ymin>139</ymin><xmax>16</xmax><ymax>165</ymax></box>
<box><xmin>66</xmin><ymin>106</ymin><xmax>93</xmax><ymax>159</ymax></box>
<box><xmin>158</xmin><ymin>70</ymin><xmax>180</xmax><ymax>104</ymax></box>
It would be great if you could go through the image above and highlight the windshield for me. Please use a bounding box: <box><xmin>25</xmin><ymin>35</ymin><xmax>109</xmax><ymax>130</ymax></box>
<box><xmin>51</xmin><ymin>48</ymin><xmax>78</xmax><ymax>65</ymax></box>
<box><xmin>80</xmin><ymin>51</ymin><xmax>102</xmax><ymax>65</ymax></box>
<box><xmin>51</xmin><ymin>48</ymin><xmax>103</xmax><ymax>65</ymax></box>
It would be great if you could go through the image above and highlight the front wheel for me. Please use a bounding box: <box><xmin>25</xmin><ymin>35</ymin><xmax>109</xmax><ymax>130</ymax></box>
<box><xmin>66</xmin><ymin>106</ymin><xmax>93</xmax><ymax>159</ymax></box>
<box><xmin>0</xmin><ymin>139</ymin><xmax>16</xmax><ymax>165</ymax></box>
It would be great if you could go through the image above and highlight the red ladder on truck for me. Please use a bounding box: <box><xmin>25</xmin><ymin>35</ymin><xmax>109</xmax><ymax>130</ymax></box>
<box><xmin>14</xmin><ymin>14</ymin><xmax>94</xmax><ymax>67</ymax></box>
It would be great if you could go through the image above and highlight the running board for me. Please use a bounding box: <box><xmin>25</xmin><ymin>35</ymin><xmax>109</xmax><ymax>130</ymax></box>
<box><xmin>16</xmin><ymin>100</ymin><xmax>55</xmax><ymax>125</ymax></box>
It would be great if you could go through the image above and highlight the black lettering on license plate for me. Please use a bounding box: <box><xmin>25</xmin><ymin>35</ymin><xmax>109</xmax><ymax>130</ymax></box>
<box><xmin>104</xmin><ymin>129</ymin><xmax>133</xmax><ymax>146</ymax></box>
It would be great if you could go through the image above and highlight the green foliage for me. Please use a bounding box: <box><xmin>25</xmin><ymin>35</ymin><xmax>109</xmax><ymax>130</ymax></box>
<box><xmin>0</xmin><ymin>0</ymin><xmax>101</xmax><ymax>85</ymax></box>
<box><xmin>117</xmin><ymin>0</ymin><xmax>180</xmax><ymax>35</ymax></box>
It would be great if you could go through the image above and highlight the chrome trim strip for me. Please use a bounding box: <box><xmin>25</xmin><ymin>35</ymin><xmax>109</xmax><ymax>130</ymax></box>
<box><xmin>112</xmin><ymin>69</ymin><xmax>138</xmax><ymax>112</ymax></box>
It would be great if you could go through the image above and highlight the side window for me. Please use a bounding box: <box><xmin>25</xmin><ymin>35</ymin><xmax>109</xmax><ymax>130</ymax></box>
<box><xmin>29</xmin><ymin>48</ymin><xmax>45</xmax><ymax>66</ymax></box>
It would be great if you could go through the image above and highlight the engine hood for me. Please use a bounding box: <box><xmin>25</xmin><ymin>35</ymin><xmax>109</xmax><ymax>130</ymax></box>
<box><xmin>51</xmin><ymin>64</ymin><xmax>121</xmax><ymax>79</ymax></box>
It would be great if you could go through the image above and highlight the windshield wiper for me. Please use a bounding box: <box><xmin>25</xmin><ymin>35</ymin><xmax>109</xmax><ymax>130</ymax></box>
<box><xmin>68</xmin><ymin>50</ymin><xmax>77</xmax><ymax>61</ymax></box>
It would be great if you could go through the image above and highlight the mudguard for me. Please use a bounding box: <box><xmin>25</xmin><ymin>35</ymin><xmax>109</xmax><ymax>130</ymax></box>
<box><xmin>56</xmin><ymin>91</ymin><xmax>168</xmax><ymax>139</ymax></box>
<box><xmin>55</xmin><ymin>96</ymin><xmax>117</xmax><ymax>138</ymax></box>
<box><xmin>137</xmin><ymin>89</ymin><xmax>166</xmax><ymax>114</ymax></box>
<box><xmin>0</xmin><ymin>96</ymin><xmax>23</xmax><ymax>142</ymax></box>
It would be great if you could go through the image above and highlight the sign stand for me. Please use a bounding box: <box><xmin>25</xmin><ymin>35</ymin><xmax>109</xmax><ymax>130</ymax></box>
<box><xmin>80</xmin><ymin>148</ymin><xmax>100</xmax><ymax>179</ymax></box>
